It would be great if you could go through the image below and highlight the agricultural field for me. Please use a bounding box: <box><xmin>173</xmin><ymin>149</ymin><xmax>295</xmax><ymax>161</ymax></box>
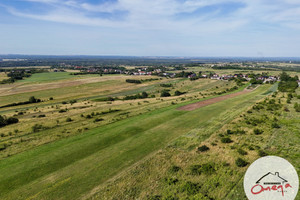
<box><xmin>0</xmin><ymin>67</ymin><xmax>299</xmax><ymax>200</ymax></box>
<box><xmin>0</xmin><ymin>72</ymin><xmax>8</xmax><ymax>81</ymax></box>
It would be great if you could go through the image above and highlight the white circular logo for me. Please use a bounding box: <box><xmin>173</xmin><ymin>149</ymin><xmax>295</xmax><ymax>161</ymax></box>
<box><xmin>244</xmin><ymin>156</ymin><xmax>299</xmax><ymax>200</ymax></box>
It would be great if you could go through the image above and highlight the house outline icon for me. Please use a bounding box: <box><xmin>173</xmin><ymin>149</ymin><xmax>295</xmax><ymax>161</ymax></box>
<box><xmin>256</xmin><ymin>172</ymin><xmax>288</xmax><ymax>185</ymax></box>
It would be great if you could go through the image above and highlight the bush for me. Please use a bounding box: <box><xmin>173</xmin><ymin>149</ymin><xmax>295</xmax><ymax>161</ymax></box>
<box><xmin>200</xmin><ymin>163</ymin><xmax>216</xmax><ymax>175</ymax></box>
<box><xmin>148</xmin><ymin>195</ymin><xmax>162</xmax><ymax>200</ymax></box>
<box><xmin>84</xmin><ymin>114</ymin><xmax>91</xmax><ymax>119</ymax></box>
<box><xmin>221</xmin><ymin>137</ymin><xmax>233</xmax><ymax>143</ymax></box>
<box><xmin>161</xmin><ymin>91</ymin><xmax>171</xmax><ymax>97</ymax></box>
<box><xmin>0</xmin><ymin>144</ymin><xmax>7</xmax><ymax>151</ymax></box>
<box><xmin>49</xmin><ymin>97</ymin><xmax>54</xmax><ymax>100</ymax></box>
<box><xmin>37</xmin><ymin>114</ymin><xmax>46</xmax><ymax>118</ymax></box>
<box><xmin>164</xmin><ymin>177</ymin><xmax>178</xmax><ymax>185</ymax></box>
<box><xmin>163</xmin><ymin>195</ymin><xmax>179</xmax><ymax>200</ymax></box>
<box><xmin>237</xmin><ymin>148</ymin><xmax>248</xmax><ymax>155</ymax></box>
<box><xmin>141</xmin><ymin>91</ymin><xmax>148</xmax><ymax>98</ymax></box>
<box><xmin>58</xmin><ymin>109</ymin><xmax>67</xmax><ymax>113</ymax></box>
<box><xmin>169</xmin><ymin>165</ymin><xmax>181</xmax><ymax>173</ymax></box>
<box><xmin>189</xmin><ymin>165</ymin><xmax>202</xmax><ymax>175</ymax></box>
<box><xmin>197</xmin><ymin>145</ymin><xmax>210</xmax><ymax>152</ymax></box>
<box><xmin>6</xmin><ymin>117</ymin><xmax>19</xmax><ymax>125</ymax></box>
<box><xmin>69</xmin><ymin>99</ymin><xmax>77</xmax><ymax>104</ymax></box>
<box><xmin>253</xmin><ymin>128</ymin><xmax>264</xmax><ymax>135</ymax></box>
<box><xmin>160</xmin><ymin>84</ymin><xmax>172</xmax><ymax>87</ymax></box>
<box><xmin>66</xmin><ymin>117</ymin><xmax>72</xmax><ymax>122</ymax></box>
<box><xmin>174</xmin><ymin>90</ymin><xmax>185</xmax><ymax>96</ymax></box>
<box><xmin>235</xmin><ymin>158</ymin><xmax>248</xmax><ymax>167</ymax></box>
<box><xmin>94</xmin><ymin>118</ymin><xmax>104</xmax><ymax>122</ymax></box>
<box><xmin>32</xmin><ymin>124</ymin><xmax>47</xmax><ymax>133</ymax></box>
<box><xmin>180</xmin><ymin>181</ymin><xmax>201</xmax><ymax>195</ymax></box>
<box><xmin>126</xmin><ymin>79</ymin><xmax>142</xmax><ymax>84</ymax></box>
<box><xmin>95</xmin><ymin>97</ymin><xmax>115</xmax><ymax>102</ymax></box>
<box><xmin>294</xmin><ymin>103</ymin><xmax>300</xmax><ymax>112</ymax></box>
<box><xmin>258</xmin><ymin>150</ymin><xmax>268</xmax><ymax>157</ymax></box>
<box><xmin>271</xmin><ymin>123</ymin><xmax>280</xmax><ymax>128</ymax></box>
<box><xmin>189</xmin><ymin>163</ymin><xmax>215</xmax><ymax>175</ymax></box>
<box><xmin>29</xmin><ymin>96</ymin><xmax>41</xmax><ymax>103</ymax></box>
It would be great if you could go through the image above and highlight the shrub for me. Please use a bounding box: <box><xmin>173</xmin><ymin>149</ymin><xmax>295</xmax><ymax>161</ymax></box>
<box><xmin>85</xmin><ymin>114</ymin><xmax>92</xmax><ymax>119</ymax></box>
<box><xmin>37</xmin><ymin>114</ymin><xmax>46</xmax><ymax>118</ymax></box>
<box><xmin>29</xmin><ymin>96</ymin><xmax>41</xmax><ymax>103</ymax></box>
<box><xmin>294</xmin><ymin>103</ymin><xmax>300</xmax><ymax>112</ymax></box>
<box><xmin>148</xmin><ymin>195</ymin><xmax>162</xmax><ymax>200</ymax></box>
<box><xmin>197</xmin><ymin>145</ymin><xmax>210</xmax><ymax>152</ymax></box>
<box><xmin>200</xmin><ymin>163</ymin><xmax>216</xmax><ymax>175</ymax></box>
<box><xmin>180</xmin><ymin>181</ymin><xmax>201</xmax><ymax>195</ymax></box>
<box><xmin>164</xmin><ymin>177</ymin><xmax>178</xmax><ymax>185</ymax></box>
<box><xmin>58</xmin><ymin>109</ymin><xmax>67</xmax><ymax>113</ymax></box>
<box><xmin>253</xmin><ymin>128</ymin><xmax>264</xmax><ymax>135</ymax></box>
<box><xmin>141</xmin><ymin>91</ymin><xmax>148</xmax><ymax>98</ymax></box>
<box><xmin>235</xmin><ymin>158</ymin><xmax>248</xmax><ymax>167</ymax></box>
<box><xmin>163</xmin><ymin>195</ymin><xmax>179</xmax><ymax>200</ymax></box>
<box><xmin>189</xmin><ymin>163</ymin><xmax>215</xmax><ymax>175</ymax></box>
<box><xmin>237</xmin><ymin>148</ymin><xmax>248</xmax><ymax>155</ymax></box>
<box><xmin>69</xmin><ymin>99</ymin><xmax>77</xmax><ymax>104</ymax></box>
<box><xmin>189</xmin><ymin>165</ymin><xmax>202</xmax><ymax>175</ymax></box>
<box><xmin>6</xmin><ymin>117</ymin><xmax>19</xmax><ymax>125</ymax></box>
<box><xmin>271</xmin><ymin>123</ymin><xmax>280</xmax><ymax>128</ymax></box>
<box><xmin>32</xmin><ymin>124</ymin><xmax>47</xmax><ymax>132</ymax></box>
<box><xmin>169</xmin><ymin>165</ymin><xmax>181</xmax><ymax>173</ymax></box>
<box><xmin>95</xmin><ymin>97</ymin><xmax>115</xmax><ymax>102</ymax></box>
<box><xmin>49</xmin><ymin>97</ymin><xmax>54</xmax><ymax>100</ymax></box>
<box><xmin>0</xmin><ymin>144</ymin><xmax>7</xmax><ymax>151</ymax></box>
<box><xmin>221</xmin><ymin>137</ymin><xmax>233</xmax><ymax>143</ymax></box>
<box><xmin>94</xmin><ymin>118</ymin><xmax>104</xmax><ymax>122</ymax></box>
<box><xmin>161</xmin><ymin>91</ymin><xmax>171</xmax><ymax>97</ymax></box>
<box><xmin>174</xmin><ymin>90</ymin><xmax>185</xmax><ymax>96</ymax></box>
<box><xmin>66</xmin><ymin>117</ymin><xmax>72</xmax><ymax>122</ymax></box>
<box><xmin>258</xmin><ymin>150</ymin><xmax>268</xmax><ymax>157</ymax></box>
<box><xmin>126</xmin><ymin>79</ymin><xmax>142</xmax><ymax>84</ymax></box>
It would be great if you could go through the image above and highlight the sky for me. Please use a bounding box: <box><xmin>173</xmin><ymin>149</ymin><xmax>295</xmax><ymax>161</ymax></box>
<box><xmin>0</xmin><ymin>0</ymin><xmax>300</xmax><ymax>57</ymax></box>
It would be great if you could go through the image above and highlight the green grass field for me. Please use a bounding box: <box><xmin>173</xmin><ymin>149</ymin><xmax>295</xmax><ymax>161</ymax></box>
<box><xmin>19</xmin><ymin>72</ymin><xmax>74</xmax><ymax>83</ymax></box>
<box><xmin>0</xmin><ymin>84</ymin><xmax>271</xmax><ymax>200</ymax></box>
<box><xmin>0</xmin><ymin>68</ymin><xmax>299</xmax><ymax>200</ymax></box>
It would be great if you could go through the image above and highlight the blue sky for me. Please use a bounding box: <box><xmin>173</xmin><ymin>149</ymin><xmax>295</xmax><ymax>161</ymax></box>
<box><xmin>0</xmin><ymin>0</ymin><xmax>300</xmax><ymax>56</ymax></box>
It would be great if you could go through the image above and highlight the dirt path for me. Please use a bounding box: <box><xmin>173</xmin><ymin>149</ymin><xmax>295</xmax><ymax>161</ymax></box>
<box><xmin>177</xmin><ymin>87</ymin><xmax>256</xmax><ymax>111</ymax></box>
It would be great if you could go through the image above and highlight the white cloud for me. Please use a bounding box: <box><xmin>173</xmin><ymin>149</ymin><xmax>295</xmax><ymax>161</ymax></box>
<box><xmin>2</xmin><ymin>0</ymin><xmax>300</xmax><ymax>56</ymax></box>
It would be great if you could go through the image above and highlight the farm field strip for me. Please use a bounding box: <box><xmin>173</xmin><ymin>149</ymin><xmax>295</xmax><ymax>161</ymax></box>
<box><xmin>0</xmin><ymin>84</ymin><xmax>271</xmax><ymax>200</ymax></box>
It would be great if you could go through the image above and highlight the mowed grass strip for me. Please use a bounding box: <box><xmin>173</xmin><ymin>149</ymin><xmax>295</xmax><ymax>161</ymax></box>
<box><xmin>0</xmin><ymin>85</ymin><xmax>270</xmax><ymax>200</ymax></box>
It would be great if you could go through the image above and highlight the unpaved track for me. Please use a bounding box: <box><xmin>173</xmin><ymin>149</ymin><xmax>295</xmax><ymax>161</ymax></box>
<box><xmin>178</xmin><ymin>87</ymin><xmax>255</xmax><ymax>111</ymax></box>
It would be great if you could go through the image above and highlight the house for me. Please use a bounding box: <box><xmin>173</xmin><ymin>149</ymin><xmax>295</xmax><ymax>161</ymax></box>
<box><xmin>210</xmin><ymin>74</ymin><xmax>220</xmax><ymax>80</ymax></box>
<box><xmin>188</xmin><ymin>74</ymin><xmax>197</xmax><ymax>78</ymax></box>
<box><xmin>256</xmin><ymin>172</ymin><xmax>288</xmax><ymax>185</ymax></box>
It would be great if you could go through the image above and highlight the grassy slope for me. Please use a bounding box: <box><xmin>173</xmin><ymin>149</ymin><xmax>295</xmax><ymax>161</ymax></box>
<box><xmin>0</xmin><ymin>84</ymin><xmax>270</xmax><ymax>200</ymax></box>
<box><xmin>92</xmin><ymin>85</ymin><xmax>299</xmax><ymax>200</ymax></box>
<box><xmin>18</xmin><ymin>72</ymin><xmax>75</xmax><ymax>83</ymax></box>
<box><xmin>0</xmin><ymin>72</ymin><xmax>8</xmax><ymax>81</ymax></box>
